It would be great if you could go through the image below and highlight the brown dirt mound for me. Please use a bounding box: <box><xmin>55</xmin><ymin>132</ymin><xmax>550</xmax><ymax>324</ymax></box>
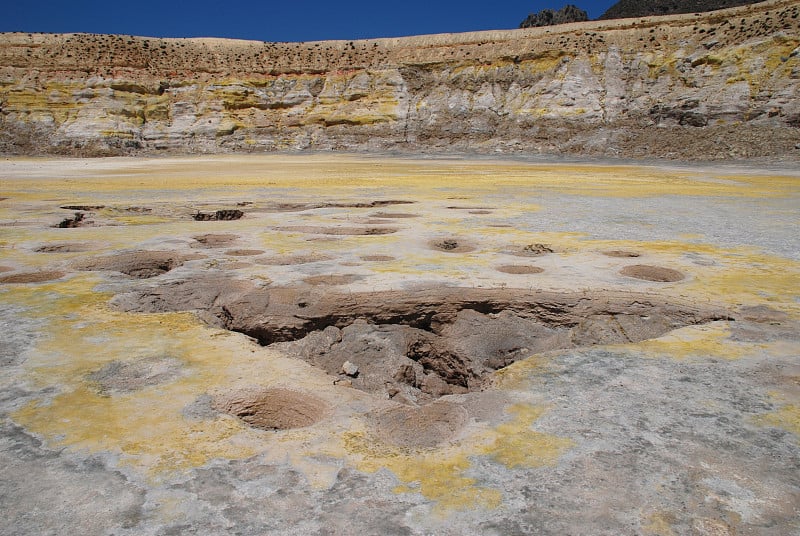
<box><xmin>0</xmin><ymin>266</ymin><xmax>14</xmax><ymax>273</ymax></box>
<box><xmin>76</xmin><ymin>250</ymin><xmax>199</xmax><ymax>278</ymax></box>
<box><xmin>87</xmin><ymin>356</ymin><xmax>183</xmax><ymax>395</ymax></box>
<box><xmin>255</xmin><ymin>253</ymin><xmax>332</xmax><ymax>265</ymax></box>
<box><xmin>225</xmin><ymin>249</ymin><xmax>264</xmax><ymax>256</ymax></box>
<box><xmin>603</xmin><ymin>250</ymin><xmax>641</xmax><ymax>258</ymax></box>
<box><xmin>496</xmin><ymin>265</ymin><xmax>544</xmax><ymax>275</ymax></box>
<box><xmin>35</xmin><ymin>243</ymin><xmax>94</xmax><ymax>253</ymax></box>
<box><xmin>361</xmin><ymin>255</ymin><xmax>396</xmax><ymax>262</ymax></box>
<box><xmin>370</xmin><ymin>401</ymin><xmax>469</xmax><ymax>448</ymax></box>
<box><xmin>303</xmin><ymin>274</ymin><xmax>361</xmax><ymax>286</ymax></box>
<box><xmin>0</xmin><ymin>271</ymin><xmax>65</xmax><ymax>284</ymax></box>
<box><xmin>278</xmin><ymin>226</ymin><xmax>398</xmax><ymax>236</ymax></box>
<box><xmin>620</xmin><ymin>265</ymin><xmax>685</xmax><ymax>282</ymax></box>
<box><xmin>214</xmin><ymin>388</ymin><xmax>328</xmax><ymax>431</ymax></box>
<box><xmin>429</xmin><ymin>238</ymin><xmax>476</xmax><ymax>253</ymax></box>
<box><xmin>192</xmin><ymin>233</ymin><xmax>239</xmax><ymax>248</ymax></box>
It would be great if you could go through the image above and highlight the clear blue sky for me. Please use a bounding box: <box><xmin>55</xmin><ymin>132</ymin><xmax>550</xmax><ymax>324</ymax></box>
<box><xmin>4</xmin><ymin>1</ymin><xmax>617</xmax><ymax>42</ymax></box>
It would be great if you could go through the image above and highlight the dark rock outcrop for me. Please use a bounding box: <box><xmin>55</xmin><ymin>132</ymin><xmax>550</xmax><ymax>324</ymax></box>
<box><xmin>519</xmin><ymin>4</ymin><xmax>589</xmax><ymax>28</ymax></box>
<box><xmin>600</xmin><ymin>0</ymin><xmax>763</xmax><ymax>19</ymax></box>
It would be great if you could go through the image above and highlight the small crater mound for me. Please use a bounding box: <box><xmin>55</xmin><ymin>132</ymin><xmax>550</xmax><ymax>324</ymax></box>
<box><xmin>214</xmin><ymin>388</ymin><xmax>327</xmax><ymax>431</ymax></box>
<box><xmin>61</xmin><ymin>205</ymin><xmax>104</xmax><ymax>211</ymax></box>
<box><xmin>303</xmin><ymin>274</ymin><xmax>361</xmax><ymax>286</ymax></box>
<box><xmin>0</xmin><ymin>271</ymin><xmax>65</xmax><ymax>284</ymax></box>
<box><xmin>603</xmin><ymin>250</ymin><xmax>641</xmax><ymax>258</ymax></box>
<box><xmin>192</xmin><ymin>209</ymin><xmax>244</xmax><ymax>221</ymax></box>
<box><xmin>738</xmin><ymin>305</ymin><xmax>790</xmax><ymax>324</ymax></box>
<box><xmin>87</xmin><ymin>356</ymin><xmax>183</xmax><ymax>395</ymax></box>
<box><xmin>512</xmin><ymin>243</ymin><xmax>554</xmax><ymax>257</ymax></box>
<box><xmin>496</xmin><ymin>265</ymin><xmax>544</xmax><ymax>275</ymax></box>
<box><xmin>278</xmin><ymin>225</ymin><xmax>398</xmax><ymax>236</ymax></box>
<box><xmin>35</xmin><ymin>242</ymin><xmax>93</xmax><ymax>253</ymax></box>
<box><xmin>620</xmin><ymin>265</ymin><xmax>685</xmax><ymax>282</ymax></box>
<box><xmin>192</xmin><ymin>233</ymin><xmax>239</xmax><ymax>248</ymax></box>
<box><xmin>76</xmin><ymin>250</ymin><xmax>196</xmax><ymax>278</ymax></box>
<box><xmin>370</xmin><ymin>401</ymin><xmax>469</xmax><ymax>449</ymax></box>
<box><xmin>361</xmin><ymin>255</ymin><xmax>396</xmax><ymax>262</ymax></box>
<box><xmin>255</xmin><ymin>253</ymin><xmax>332</xmax><ymax>266</ymax></box>
<box><xmin>225</xmin><ymin>249</ymin><xmax>264</xmax><ymax>257</ymax></box>
<box><xmin>370</xmin><ymin>212</ymin><xmax>418</xmax><ymax>219</ymax></box>
<box><xmin>447</xmin><ymin>206</ymin><xmax>494</xmax><ymax>211</ymax></box>
<box><xmin>429</xmin><ymin>238</ymin><xmax>475</xmax><ymax>253</ymax></box>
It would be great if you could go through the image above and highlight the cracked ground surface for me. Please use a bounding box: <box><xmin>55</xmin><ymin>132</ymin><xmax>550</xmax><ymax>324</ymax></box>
<box><xmin>0</xmin><ymin>155</ymin><xmax>798</xmax><ymax>535</ymax></box>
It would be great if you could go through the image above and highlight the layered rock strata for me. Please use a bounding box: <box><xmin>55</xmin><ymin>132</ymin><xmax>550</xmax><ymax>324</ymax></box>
<box><xmin>1</xmin><ymin>0</ymin><xmax>798</xmax><ymax>158</ymax></box>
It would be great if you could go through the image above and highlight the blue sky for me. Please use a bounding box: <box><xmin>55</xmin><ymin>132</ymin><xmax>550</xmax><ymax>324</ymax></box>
<box><xmin>4</xmin><ymin>1</ymin><xmax>617</xmax><ymax>42</ymax></box>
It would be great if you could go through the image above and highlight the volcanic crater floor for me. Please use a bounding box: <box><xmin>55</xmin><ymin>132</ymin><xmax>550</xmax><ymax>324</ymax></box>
<box><xmin>0</xmin><ymin>154</ymin><xmax>798</xmax><ymax>535</ymax></box>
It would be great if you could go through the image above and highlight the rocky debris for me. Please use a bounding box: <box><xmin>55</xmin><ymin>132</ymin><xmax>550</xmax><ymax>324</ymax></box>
<box><xmin>54</xmin><ymin>212</ymin><xmax>86</xmax><ymax>228</ymax></box>
<box><xmin>620</xmin><ymin>264</ymin><xmax>685</xmax><ymax>282</ymax></box>
<box><xmin>650</xmin><ymin>102</ymin><xmax>709</xmax><ymax>127</ymax></box>
<box><xmin>115</xmin><ymin>279</ymin><xmax>731</xmax><ymax>403</ymax></box>
<box><xmin>341</xmin><ymin>361</ymin><xmax>359</xmax><ymax>377</ymax></box>
<box><xmin>192</xmin><ymin>209</ymin><xmax>244</xmax><ymax>221</ymax></box>
<box><xmin>519</xmin><ymin>5</ymin><xmax>588</xmax><ymax>28</ymax></box>
<box><xmin>212</xmin><ymin>388</ymin><xmax>328</xmax><ymax>431</ymax></box>
<box><xmin>74</xmin><ymin>250</ymin><xmax>201</xmax><ymax>278</ymax></box>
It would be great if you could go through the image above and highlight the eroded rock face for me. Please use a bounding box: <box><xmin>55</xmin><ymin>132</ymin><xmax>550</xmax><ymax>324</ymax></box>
<box><xmin>115</xmin><ymin>279</ymin><xmax>731</xmax><ymax>404</ymax></box>
<box><xmin>1</xmin><ymin>0</ymin><xmax>798</xmax><ymax>159</ymax></box>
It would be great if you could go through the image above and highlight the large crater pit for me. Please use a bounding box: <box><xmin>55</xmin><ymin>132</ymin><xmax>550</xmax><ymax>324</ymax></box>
<box><xmin>115</xmin><ymin>279</ymin><xmax>731</xmax><ymax>405</ymax></box>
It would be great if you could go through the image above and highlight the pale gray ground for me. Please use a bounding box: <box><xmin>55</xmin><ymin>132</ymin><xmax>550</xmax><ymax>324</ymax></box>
<box><xmin>0</xmin><ymin>158</ymin><xmax>798</xmax><ymax>535</ymax></box>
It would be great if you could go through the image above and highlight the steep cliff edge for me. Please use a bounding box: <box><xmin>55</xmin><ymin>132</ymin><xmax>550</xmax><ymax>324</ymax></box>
<box><xmin>1</xmin><ymin>0</ymin><xmax>798</xmax><ymax>159</ymax></box>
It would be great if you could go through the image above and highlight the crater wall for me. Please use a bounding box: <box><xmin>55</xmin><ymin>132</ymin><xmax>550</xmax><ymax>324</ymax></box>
<box><xmin>1</xmin><ymin>0</ymin><xmax>798</xmax><ymax>158</ymax></box>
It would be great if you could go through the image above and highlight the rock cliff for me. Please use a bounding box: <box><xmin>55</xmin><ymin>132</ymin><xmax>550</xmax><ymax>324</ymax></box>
<box><xmin>0</xmin><ymin>0</ymin><xmax>798</xmax><ymax>159</ymax></box>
